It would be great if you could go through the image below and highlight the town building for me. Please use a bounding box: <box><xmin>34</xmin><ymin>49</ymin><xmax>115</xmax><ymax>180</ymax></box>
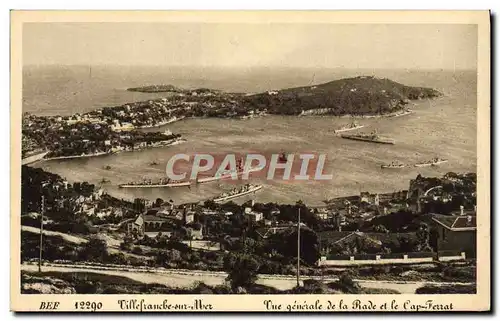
<box><xmin>127</xmin><ymin>215</ymin><xmax>145</xmax><ymax>235</ymax></box>
<box><xmin>360</xmin><ymin>192</ymin><xmax>380</xmax><ymax>206</ymax></box>
<box><xmin>313</xmin><ymin>207</ymin><xmax>330</xmax><ymax>220</ymax></box>
<box><xmin>126</xmin><ymin>213</ymin><xmax>176</xmax><ymax>238</ymax></box>
<box><xmin>256</xmin><ymin>222</ymin><xmax>306</xmax><ymax>239</ymax></box>
<box><xmin>318</xmin><ymin>231</ymin><xmax>418</xmax><ymax>256</ymax></box>
<box><xmin>318</xmin><ymin>231</ymin><xmax>382</xmax><ymax>255</ymax></box>
<box><xmin>244</xmin><ymin>207</ymin><xmax>263</xmax><ymax>222</ymax></box>
<box><xmin>187</xmin><ymin>225</ymin><xmax>204</xmax><ymax>240</ymax></box>
<box><xmin>111</xmin><ymin>121</ymin><xmax>135</xmax><ymax>132</ymax></box>
<box><xmin>431</xmin><ymin>213</ymin><xmax>477</xmax><ymax>258</ymax></box>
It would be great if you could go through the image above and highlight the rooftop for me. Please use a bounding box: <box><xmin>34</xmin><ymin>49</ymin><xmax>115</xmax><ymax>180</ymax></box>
<box><xmin>431</xmin><ymin>214</ymin><xmax>477</xmax><ymax>231</ymax></box>
<box><xmin>318</xmin><ymin>230</ymin><xmax>417</xmax><ymax>245</ymax></box>
<box><xmin>142</xmin><ymin>214</ymin><xmax>172</xmax><ymax>222</ymax></box>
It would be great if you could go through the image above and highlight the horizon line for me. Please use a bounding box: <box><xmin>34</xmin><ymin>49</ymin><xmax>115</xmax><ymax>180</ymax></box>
<box><xmin>22</xmin><ymin>63</ymin><xmax>477</xmax><ymax>72</ymax></box>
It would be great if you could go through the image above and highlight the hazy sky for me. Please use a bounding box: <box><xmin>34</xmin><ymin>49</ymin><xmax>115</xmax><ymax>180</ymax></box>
<box><xmin>23</xmin><ymin>23</ymin><xmax>477</xmax><ymax>70</ymax></box>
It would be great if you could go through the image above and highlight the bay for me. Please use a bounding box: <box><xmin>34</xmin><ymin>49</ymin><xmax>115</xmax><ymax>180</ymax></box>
<box><xmin>24</xmin><ymin>66</ymin><xmax>477</xmax><ymax>206</ymax></box>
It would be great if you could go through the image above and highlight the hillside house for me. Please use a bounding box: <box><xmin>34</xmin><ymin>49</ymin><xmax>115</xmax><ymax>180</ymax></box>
<box><xmin>431</xmin><ymin>214</ymin><xmax>477</xmax><ymax>258</ymax></box>
<box><xmin>318</xmin><ymin>231</ymin><xmax>417</xmax><ymax>255</ymax></box>
<box><xmin>244</xmin><ymin>207</ymin><xmax>263</xmax><ymax>222</ymax></box>
<box><xmin>127</xmin><ymin>213</ymin><xmax>177</xmax><ymax>237</ymax></box>
<box><xmin>360</xmin><ymin>192</ymin><xmax>380</xmax><ymax>205</ymax></box>
<box><xmin>256</xmin><ymin>223</ymin><xmax>306</xmax><ymax>239</ymax></box>
<box><xmin>319</xmin><ymin>231</ymin><xmax>383</xmax><ymax>255</ymax></box>
<box><xmin>187</xmin><ymin>225</ymin><xmax>204</xmax><ymax>240</ymax></box>
<box><xmin>314</xmin><ymin>207</ymin><xmax>330</xmax><ymax>220</ymax></box>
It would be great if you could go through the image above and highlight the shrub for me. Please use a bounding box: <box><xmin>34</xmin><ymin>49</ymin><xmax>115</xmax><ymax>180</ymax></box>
<box><xmin>78</xmin><ymin>238</ymin><xmax>108</xmax><ymax>262</ymax></box>
<box><xmin>302</xmin><ymin>279</ymin><xmax>328</xmax><ymax>294</ymax></box>
<box><xmin>107</xmin><ymin>253</ymin><xmax>128</xmax><ymax>265</ymax></box>
<box><xmin>442</xmin><ymin>266</ymin><xmax>476</xmax><ymax>282</ymax></box>
<box><xmin>192</xmin><ymin>262</ymin><xmax>208</xmax><ymax>270</ymax></box>
<box><xmin>131</xmin><ymin>246</ymin><xmax>143</xmax><ymax>255</ymax></box>
<box><xmin>74</xmin><ymin>280</ymin><xmax>103</xmax><ymax>294</ymax></box>
<box><xmin>416</xmin><ymin>284</ymin><xmax>476</xmax><ymax>294</ymax></box>
<box><xmin>119</xmin><ymin>241</ymin><xmax>132</xmax><ymax>251</ymax></box>
<box><xmin>327</xmin><ymin>272</ymin><xmax>362</xmax><ymax>294</ymax></box>
<box><xmin>212</xmin><ymin>284</ymin><xmax>232</xmax><ymax>294</ymax></box>
<box><xmin>390</xmin><ymin>266</ymin><xmax>405</xmax><ymax>275</ymax></box>
<box><xmin>191</xmin><ymin>282</ymin><xmax>213</xmax><ymax>294</ymax></box>
<box><xmin>128</xmin><ymin>256</ymin><xmax>145</xmax><ymax>266</ymax></box>
<box><xmin>258</xmin><ymin>260</ymin><xmax>281</xmax><ymax>274</ymax></box>
<box><xmin>370</xmin><ymin>265</ymin><xmax>391</xmax><ymax>275</ymax></box>
<box><xmin>362</xmin><ymin>288</ymin><xmax>401</xmax><ymax>294</ymax></box>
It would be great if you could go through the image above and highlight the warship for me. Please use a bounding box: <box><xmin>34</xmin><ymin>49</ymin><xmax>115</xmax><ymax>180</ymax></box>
<box><xmin>381</xmin><ymin>161</ymin><xmax>406</xmax><ymax>169</ymax></box>
<box><xmin>333</xmin><ymin>121</ymin><xmax>365</xmax><ymax>134</ymax></box>
<box><xmin>340</xmin><ymin>131</ymin><xmax>395</xmax><ymax>145</ymax></box>
<box><xmin>414</xmin><ymin>158</ymin><xmax>448</xmax><ymax>167</ymax></box>
<box><xmin>213</xmin><ymin>184</ymin><xmax>263</xmax><ymax>203</ymax></box>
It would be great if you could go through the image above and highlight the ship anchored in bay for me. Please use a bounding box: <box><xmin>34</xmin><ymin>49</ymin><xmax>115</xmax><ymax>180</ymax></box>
<box><xmin>381</xmin><ymin>161</ymin><xmax>406</xmax><ymax>169</ymax></box>
<box><xmin>414</xmin><ymin>157</ymin><xmax>449</xmax><ymax>167</ymax></box>
<box><xmin>212</xmin><ymin>184</ymin><xmax>263</xmax><ymax>203</ymax></box>
<box><xmin>340</xmin><ymin>130</ymin><xmax>395</xmax><ymax>145</ymax></box>
<box><xmin>333</xmin><ymin>121</ymin><xmax>365</xmax><ymax>134</ymax></box>
<box><xmin>118</xmin><ymin>158</ymin><xmax>260</xmax><ymax>188</ymax></box>
<box><xmin>380</xmin><ymin>158</ymin><xmax>449</xmax><ymax>169</ymax></box>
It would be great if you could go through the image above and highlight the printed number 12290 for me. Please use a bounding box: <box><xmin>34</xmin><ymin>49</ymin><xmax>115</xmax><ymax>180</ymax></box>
<box><xmin>74</xmin><ymin>301</ymin><xmax>103</xmax><ymax>312</ymax></box>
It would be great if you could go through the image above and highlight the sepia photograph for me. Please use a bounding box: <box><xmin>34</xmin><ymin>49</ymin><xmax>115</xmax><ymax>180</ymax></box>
<box><xmin>10</xmin><ymin>11</ymin><xmax>490</xmax><ymax>312</ymax></box>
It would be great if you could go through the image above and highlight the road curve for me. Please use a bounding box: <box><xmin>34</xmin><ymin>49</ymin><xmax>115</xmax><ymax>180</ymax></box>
<box><xmin>21</xmin><ymin>263</ymin><xmax>474</xmax><ymax>294</ymax></box>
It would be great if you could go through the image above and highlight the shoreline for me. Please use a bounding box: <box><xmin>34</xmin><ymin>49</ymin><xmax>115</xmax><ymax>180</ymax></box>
<box><xmin>298</xmin><ymin>109</ymin><xmax>415</xmax><ymax>119</ymax></box>
<box><xmin>156</xmin><ymin>111</ymin><xmax>413</xmax><ymax>127</ymax></box>
<box><xmin>45</xmin><ymin>151</ymin><xmax>110</xmax><ymax>161</ymax></box>
<box><xmin>136</xmin><ymin>116</ymin><xmax>187</xmax><ymax>129</ymax></box>
<box><xmin>44</xmin><ymin>139</ymin><xmax>186</xmax><ymax>161</ymax></box>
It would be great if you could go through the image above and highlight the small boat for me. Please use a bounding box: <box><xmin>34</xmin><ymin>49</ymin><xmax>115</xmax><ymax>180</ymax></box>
<box><xmin>381</xmin><ymin>161</ymin><xmax>406</xmax><ymax>169</ymax></box>
<box><xmin>100</xmin><ymin>178</ymin><xmax>111</xmax><ymax>184</ymax></box>
<box><xmin>387</xmin><ymin>109</ymin><xmax>414</xmax><ymax>118</ymax></box>
<box><xmin>103</xmin><ymin>165</ymin><xmax>112</xmax><ymax>170</ymax></box>
<box><xmin>333</xmin><ymin>122</ymin><xmax>365</xmax><ymax>134</ymax></box>
<box><xmin>414</xmin><ymin>158</ymin><xmax>448</xmax><ymax>167</ymax></box>
<box><xmin>118</xmin><ymin>178</ymin><xmax>191</xmax><ymax>188</ymax></box>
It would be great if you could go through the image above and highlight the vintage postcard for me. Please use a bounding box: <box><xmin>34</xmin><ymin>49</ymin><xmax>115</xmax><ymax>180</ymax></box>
<box><xmin>10</xmin><ymin>11</ymin><xmax>490</xmax><ymax>312</ymax></box>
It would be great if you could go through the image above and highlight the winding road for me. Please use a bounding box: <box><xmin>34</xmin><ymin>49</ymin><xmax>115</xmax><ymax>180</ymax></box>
<box><xmin>21</xmin><ymin>262</ymin><xmax>474</xmax><ymax>294</ymax></box>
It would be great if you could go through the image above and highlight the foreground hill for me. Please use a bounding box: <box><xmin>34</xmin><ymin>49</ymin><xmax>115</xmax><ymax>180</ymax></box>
<box><xmin>243</xmin><ymin>76</ymin><xmax>442</xmax><ymax>116</ymax></box>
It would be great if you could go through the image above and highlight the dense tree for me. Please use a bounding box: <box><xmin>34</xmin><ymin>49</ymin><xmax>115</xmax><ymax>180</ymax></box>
<box><xmin>362</xmin><ymin>210</ymin><xmax>418</xmax><ymax>232</ymax></box>
<box><xmin>79</xmin><ymin>238</ymin><xmax>108</xmax><ymax>262</ymax></box>
<box><xmin>373</xmin><ymin>224</ymin><xmax>389</xmax><ymax>233</ymax></box>
<box><xmin>282</xmin><ymin>227</ymin><xmax>320</xmax><ymax>265</ymax></box>
<box><xmin>223</xmin><ymin>253</ymin><xmax>260</xmax><ymax>289</ymax></box>
<box><xmin>336</xmin><ymin>272</ymin><xmax>361</xmax><ymax>294</ymax></box>
<box><xmin>203</xmin><ymin>200</ymin><xmax>218</xmax><ymax>211</ymax></box>
<box><xmin>133</xmin><ymin>198</ymin><xmax>147</xmax><ymax>213</ymax></box>
<box><xmin>397</xmin><ymin>235</ymin><xmax>418</xmax><ymax>253</ymax></box>
<box><xmin>155</xmin><ymin>198</ymin><xmax>164</xmax><ymax>207</ymax></box>
<box><xmin>415</xmin><ymin>223</ymin><xmax>433</xmax><ymax>252</ymax></box>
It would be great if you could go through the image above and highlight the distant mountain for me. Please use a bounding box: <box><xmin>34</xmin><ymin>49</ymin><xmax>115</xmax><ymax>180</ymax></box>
<box><xmin>242</xmin><ymin>76</ymin><xmax>442</xmax><ymax>116</ymax></box>
<box><xmin>127</xmin><ymin>84</ymin><xmax>181</xmax><ymax>93</ymax></box>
